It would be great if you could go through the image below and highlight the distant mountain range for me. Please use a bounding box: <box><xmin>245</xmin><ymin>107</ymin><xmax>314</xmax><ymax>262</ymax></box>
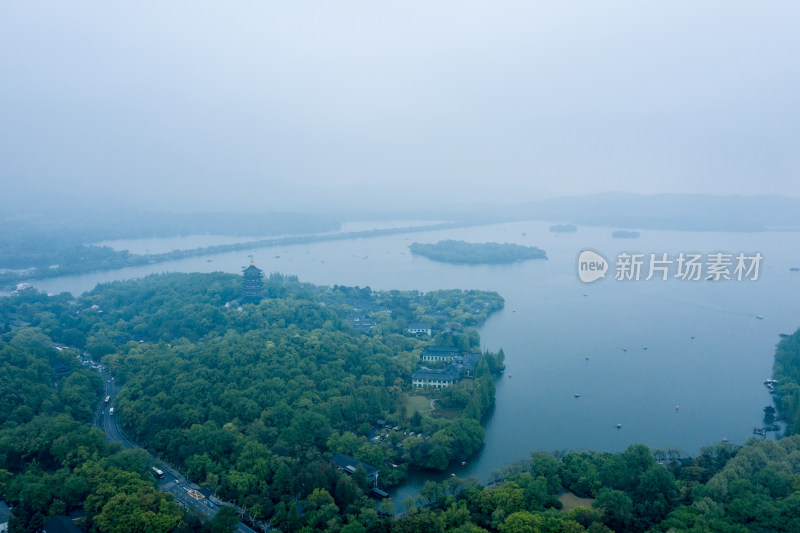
<box><xmin>484</xmin><ymin>193</ymin><xmax>800</xmax><ymax>232</ymax></box>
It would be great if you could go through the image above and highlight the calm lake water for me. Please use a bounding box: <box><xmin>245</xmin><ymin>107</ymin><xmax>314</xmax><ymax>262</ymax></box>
<box><xmin>92</xmin><ymin>220</ymin><xmax>444</xmax><ymax>255</ymax></box>
<box><xmin>28</xmin><ymin>220</ymin><xmax>800</xmax><ymax>504</ymax></box>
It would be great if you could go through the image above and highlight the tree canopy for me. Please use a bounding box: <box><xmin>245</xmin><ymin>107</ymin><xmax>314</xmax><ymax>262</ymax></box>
<box><xmin>409</xmin><ymin>240</ymin><xmax>546</xmax><ymax>265</ymax></box>
<box><xmin>2</xmin><ymin>274</ymin><xmax>799</xmax><ymax>532</ymax></box>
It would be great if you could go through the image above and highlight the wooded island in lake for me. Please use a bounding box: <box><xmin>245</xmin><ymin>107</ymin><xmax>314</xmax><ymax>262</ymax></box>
<box><xmin>612</xmin><ymin>230</ymin><xmax>641</xmax><ymax>239</ymax></box>
<box><xmin>410</xmin><ymin>240</ymin><xmax>547</xmax><ymax>265</ymax></box>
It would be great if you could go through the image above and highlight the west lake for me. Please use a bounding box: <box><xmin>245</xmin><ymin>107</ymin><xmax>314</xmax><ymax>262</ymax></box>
<box><xmin>26</xmin><ymin>220</ymin><xmax>800</xmax><ymax>505</ymax></box>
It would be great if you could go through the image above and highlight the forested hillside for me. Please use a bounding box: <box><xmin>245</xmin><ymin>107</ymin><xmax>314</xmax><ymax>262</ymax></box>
<box><xmin>773</xmin><ymin>329</ymin><xmax>800</xmax><ymax>434</ymax></box>
<box><xmin>0</xmin><ymin>273</ymin><xmax>504</xmax><ymax>529</ymax></box>
<box><xmin>0</xmin><ymin>328</ymin><xmax>186</xmax><ymax>532</ymax></box>
<box><xmin>393</xmin><ymin>437</ymin><xmax>800</xmax><ymax>532</ymax></box>
<box><xmin>3</xmin><ymin>275</ymin><xmax>799</xmax><ymax>532</ymax></box>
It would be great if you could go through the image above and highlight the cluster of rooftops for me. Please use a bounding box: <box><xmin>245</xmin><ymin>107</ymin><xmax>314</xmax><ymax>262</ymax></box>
<box><xmin>412</xmin><ymin>346</ymin><xmax>480</xmax><ymax>389</ymax></box>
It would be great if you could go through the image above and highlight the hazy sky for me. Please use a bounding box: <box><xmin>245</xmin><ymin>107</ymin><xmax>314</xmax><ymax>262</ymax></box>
<box><xmin>1</xmin><ymin>1</ymin><xmax>799</xmax><ymax>212</ymax></box>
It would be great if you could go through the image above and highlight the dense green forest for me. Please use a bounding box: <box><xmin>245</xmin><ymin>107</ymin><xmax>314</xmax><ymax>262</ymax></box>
<box><xmin>410</xmin><ymin>241</ymin><xmax>547</xmax><ymax>265</ymax></box>
<box><xmin>393</xmin><ymin>436</ymin><xmax>800</xmax><ymax>532</ymax></box>
<box><xmin>0</xmin><ymin>328</ymin><xmax>188</xmax><ymax>532</ymax></box>
<box><xmin>4</xmin><ymin>325</ymin><xmax>799</xmax><ymax>533</ymax></box>
<box><xmin>2</xmin><ymin>275</ymin><xmax>800</xmax><ymax>532</ymax></box>
<box><xmin>773</xmin><ymin>329</ymin><xmax>800</xmax><ymax>435</ymax></box>
<box><xmin>0</xmin><ymin>273</ymin><xmax>505</xmax><ymax>529</ymax></box>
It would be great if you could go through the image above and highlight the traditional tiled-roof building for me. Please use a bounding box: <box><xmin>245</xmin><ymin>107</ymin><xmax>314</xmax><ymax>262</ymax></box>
<box><xmin>407</xmin><ymin>323</ymin><xmax>432</xmax><ymax>336</ymax></box>
<box><xmin>241</xmin><ymin>258</ymin><xmax>265</xmax><ymax>304</ymax></box>
<box><xmin>412</xmin><ymin>366</ymin><xmax>460</xmax><ymax>389</ymax></box>
<box><xmin>421</xmin><ymin>346</ymin><xmax>459</xmax><ymax>363</ymax></box>
<box><xmin>331</xmin><ymin>453</ymin><xmax>380</xmax><ymax>486</ymax></box>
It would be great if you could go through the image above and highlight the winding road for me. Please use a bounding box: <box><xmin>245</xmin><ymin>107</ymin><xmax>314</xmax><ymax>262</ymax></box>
<box><xmin>92</xmin><ymin>367</ymin><xmax>260</xmax><ymax>533</ymax></box>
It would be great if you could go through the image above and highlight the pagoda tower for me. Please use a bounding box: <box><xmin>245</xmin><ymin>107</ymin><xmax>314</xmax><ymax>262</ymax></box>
<box><xmin>241</xmin><ymin>256</ymin><xmax>265</xmax><ymax>303</ymax></box>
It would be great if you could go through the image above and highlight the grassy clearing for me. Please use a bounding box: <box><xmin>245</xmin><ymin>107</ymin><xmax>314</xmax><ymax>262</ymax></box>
<box><xmin>403</xmin><ymin>394</ymin><xmax>432</xmax><ymax>418</ymax></box>
<box><xmin>558</xmin><ymin>491</ymin><xmax>596</xmax><ymax>513</ymax></box>
<box><xmin>431</xmin><ymin>406</ymin><xmax>460</xmax><ymax>419</ymax></box>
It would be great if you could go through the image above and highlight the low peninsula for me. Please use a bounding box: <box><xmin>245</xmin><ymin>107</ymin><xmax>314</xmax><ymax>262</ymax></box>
<box><xmin>410</xmin><ymin>240</ymin><xmax>547</xmax><ymax>264</ymax></box>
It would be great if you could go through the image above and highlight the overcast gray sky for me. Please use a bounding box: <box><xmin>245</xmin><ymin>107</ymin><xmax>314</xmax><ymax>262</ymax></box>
<box><xmin>1</xmin><ymin>1</ymin><xmax>799</xmax><ymax>212</ymax></box>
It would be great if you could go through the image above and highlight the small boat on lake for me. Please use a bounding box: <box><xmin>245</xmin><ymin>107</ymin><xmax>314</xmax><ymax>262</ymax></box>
<box><xmin>764</xmin><ymin>379</ymin><xmax>779</xmax><ymax>393</ymax></box>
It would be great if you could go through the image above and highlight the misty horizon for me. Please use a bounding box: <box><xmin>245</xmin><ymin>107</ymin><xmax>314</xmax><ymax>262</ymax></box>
<box><xmin>2</xmin><ymin>1</ymin><xmax>799</xmax><ymax>213</ymax></box>
<box><xmin>2</xmin><ymin>4</ymin><xmax>800</xmax><ymax>530</ymax></box>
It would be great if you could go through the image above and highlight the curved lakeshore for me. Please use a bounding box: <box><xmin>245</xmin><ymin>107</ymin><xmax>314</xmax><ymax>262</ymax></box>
<box><xmin>8</xmin><ymin>221</ymin><xmax>793</xmax><ymax>506</ymax></box>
